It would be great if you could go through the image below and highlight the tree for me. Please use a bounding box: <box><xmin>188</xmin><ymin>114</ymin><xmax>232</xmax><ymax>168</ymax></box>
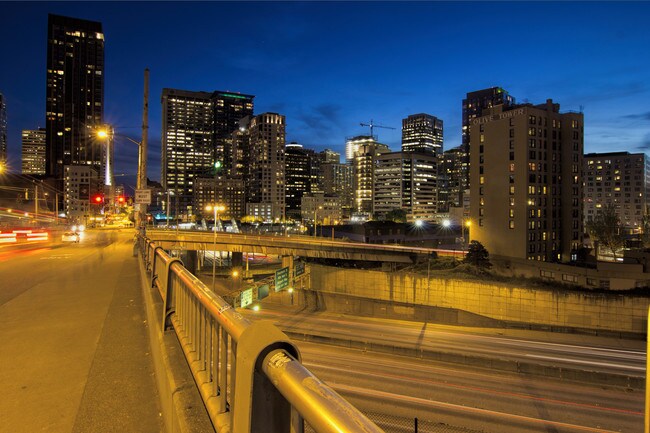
<box><xmin>385</xmin><ymin>208</ymin><xmax>407</xmax><ymax>223</ymax></box>
<box><xmin>463</xmin><ymin>240</ymin><xmax>492</xmax><ymax>269</ymax></box>
<box><xmin>585</xmin><ymin>203</ymin><xmax>625</xmax><ymax>260</ymax></box>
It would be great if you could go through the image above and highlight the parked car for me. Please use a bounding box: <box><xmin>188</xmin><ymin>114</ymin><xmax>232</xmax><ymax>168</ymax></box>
<box><xmin>62</xmin><ymin>231</ymin><xmax>80</xmax><ymax>243</ymax></box>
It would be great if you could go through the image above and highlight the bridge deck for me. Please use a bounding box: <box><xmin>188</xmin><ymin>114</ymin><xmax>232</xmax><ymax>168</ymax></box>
<box><xmin>147</xmin><ymin>230</ymin><xmax>435</xmax><ymax>263</ymax></box>
<box><xmin>0</xmin><ymin>232</ymin><xmax>163</xmax><ymax>433</ymax></box>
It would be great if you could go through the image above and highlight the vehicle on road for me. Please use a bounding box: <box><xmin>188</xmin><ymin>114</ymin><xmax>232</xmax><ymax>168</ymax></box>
<box><xmin>62</xmin><ymin>231</ymin><xmax>80</xmax><ymax>243</ymax></box>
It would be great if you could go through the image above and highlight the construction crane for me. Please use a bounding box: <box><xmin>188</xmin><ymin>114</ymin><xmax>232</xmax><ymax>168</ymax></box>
<box><xmin>360</xmin><ymin>119</ymin><xmax>395</xmax><ymax>137</ymax></box>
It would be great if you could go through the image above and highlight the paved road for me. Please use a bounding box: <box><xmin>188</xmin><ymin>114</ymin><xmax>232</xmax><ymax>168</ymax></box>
<box><xmin>0</xmin><ymin>230</ymin><xmax>163</xmax><ymax>433</ymax></box>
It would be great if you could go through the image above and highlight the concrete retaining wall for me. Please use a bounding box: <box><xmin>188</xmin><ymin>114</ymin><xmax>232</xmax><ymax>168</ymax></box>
<box><xmin>310</xmin><ymin>265</ymin><xmax>650</xmax><ymax>335</ymax></box>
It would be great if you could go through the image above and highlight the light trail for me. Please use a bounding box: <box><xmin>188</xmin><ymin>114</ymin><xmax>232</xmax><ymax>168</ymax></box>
<box><xmin>305</xmin><ymin>360</ymin><xmax>644</xmax><ymax>417</ymax></box>
<box><xmin>332</xmin><ymin>383</ymin><xmax>625</xmax><ymax>433</ymax></box>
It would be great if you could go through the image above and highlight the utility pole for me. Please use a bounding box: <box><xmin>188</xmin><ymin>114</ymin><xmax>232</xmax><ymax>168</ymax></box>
<box><xmin>137</xmin><ymin>68</ymin><xmax>149</xmax><ymax>230</ymax></box>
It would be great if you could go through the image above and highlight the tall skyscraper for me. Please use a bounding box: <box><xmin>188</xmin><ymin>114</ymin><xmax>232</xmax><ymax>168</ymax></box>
<box><xmin>584</xmin><ymin>152</ymin><xmax>650</xmax><ymax>233</ymax></box>
<box><xmin>401</xmin><ymin>113</ymin><xmax>443</xmax><ymax>155</ymax></box>
<box><xmin>285</xmin><ymin>142</ymin><xmax>312</xmax><ymax>219</ymax></box>
<box><xmin>0</xmin><ymin>93</ymin><xmax>7</xmax><ymax>164</ymax></box>
<box><xmin>245</xmin><ymin>113</ymin><xmax>286</xmax><ymax>221</ymax></box>
<box><xmin>22</xmin><ymin>128</ymin><xmax>47</xmax><ymax>175</ymax></box>
<box><xmin>46</xmin><ymin>14</ymin><xmax>104</xmax><ymax>185</ymax></box>
<box><xmin>212</xmin><ymin>91</ymin><xmax>254</xmax><ymax>174</ymax></box>
<box><xmin>351</xmin><ymin>136</ymin><xmax>390</xmax><ymax>214</ymax></box>
<box><xmin>161</xmin><ymin>89</ymin><xmax>254</xmax><ymax>218</ymax></box>
<box><xmin>161</xmin><ymin>89</ymin><xmax>214</xmax><ymax>218</ymax></box>
<box><xmin>469</xmin><ymin>99</ymin><xmax>583</xmax><ymax>262</ymax></box>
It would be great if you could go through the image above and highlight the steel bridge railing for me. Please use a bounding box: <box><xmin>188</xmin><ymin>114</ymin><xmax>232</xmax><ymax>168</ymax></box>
<box><xmin>136</xmin><ymin>234</ymin><xmax>384</xmax><ymax>433</ymax></box>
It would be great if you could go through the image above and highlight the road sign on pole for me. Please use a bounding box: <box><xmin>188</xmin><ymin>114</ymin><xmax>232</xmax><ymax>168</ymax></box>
<box><xmin>294</xmin><ymin>261</ymin><xmax>305</xmax><ymax>277</ymax></box>
<box><xmin>135</xmin><ymin>189</ymin><xmax>151</xmax><ymax>205</ymax></box>
<box><xmin>241</xmin><ymin>288</ymin><xmax>253</xmax><ymax>308</ymax></box>
<box><xmin>275</xmin><ymin>267</ymin><xmax>290</xmax><ymax>291</ymax></box>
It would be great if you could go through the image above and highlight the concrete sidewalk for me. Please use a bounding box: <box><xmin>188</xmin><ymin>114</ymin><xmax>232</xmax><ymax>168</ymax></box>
<box><xmin>0</xmin><ymin>232</ymin><xmax>164</xmax><ymax>433</ymax></box>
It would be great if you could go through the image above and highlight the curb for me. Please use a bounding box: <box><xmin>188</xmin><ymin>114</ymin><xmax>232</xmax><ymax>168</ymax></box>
<box><xmin>138</xmin><ymin>256</ymin><xmax>216</xmax><ymax>433</ymax></box>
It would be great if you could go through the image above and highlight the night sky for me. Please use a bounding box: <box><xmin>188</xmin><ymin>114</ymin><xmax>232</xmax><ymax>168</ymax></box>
<box><xmin>1</xmin><ymin>1</ymin><xmax>649</xmax><ymax>185</ymax></box>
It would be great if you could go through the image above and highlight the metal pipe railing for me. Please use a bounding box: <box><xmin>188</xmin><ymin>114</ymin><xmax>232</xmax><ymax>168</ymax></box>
<box><xmin>136</xmin><ymin>234</ymin><xmax>384</xmax><ymax>433</ymax></box>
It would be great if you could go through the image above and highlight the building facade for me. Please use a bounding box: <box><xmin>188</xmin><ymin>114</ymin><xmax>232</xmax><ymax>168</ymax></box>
<box><xmin>352</xmin><ymin>137</ymin><xmax>390</xmax><ymax>215</ymax></box>
<box><xmin>161</xmin><ymin>89</ymin><xmax>214</xmax><ymax>218</ymax></box>
<box><xmin>246</xmin><ymin>113</ymin><xmax>286</xmax><ymax>221</ymax></box>
<box><xmin>321</xmin><ymin>161</ymin><xmax>353</xmax><ymax>218</ymax></box>
<box><xmin>193</xmin><ymin>176</ymin><xmax>246</xmax><ymax>220</ymax></box>
<box><xmin>401</xmin><ymin>113</ymin><xmax>443</xmax><ymax>155</ymax></box>
<box><xmin>374</xmin><ymin>152</ymin><xmax>437</xmax><ymax>221</ymax></box>
<box><xmin>469</xmin><ymin>99</ymin><xmax>583</xmax><ymax>262</ymax></box>
<box><xmin>64</xmin><ymin>164</ymin><xmax>101</xmax><ymax>223</ymax></box>
<box><xmin>583</xmin><ymin>152</ymin><xmax>650</xmax><ymax>233</ymax></box>
<box><xmin>213</xmin><ymin>91</ymin><xmax>254</xmax><ymax>175</ymax></box>
<box><xmin>461</xmin><ymin>87</ymin><xmax>515</xmax><ymax>199</ymax></box>
<box><xmin>285</xmin><ymin>142</ymin><xmax>312</xmax><ymax>219</ymax></box>
<box><xmin>46</xmin><ymin>14</ymin><xmax>104</xmax><ymax>188</ymax></box>
<box><xmin>22</xmin><ymin>128</ymin><xmax>47</xmax><ymax>175</ymax></box>
<box><xmin>439</xmin><ymin>145</ymin><xmax>467</xmax><ymax>211</ymax></box>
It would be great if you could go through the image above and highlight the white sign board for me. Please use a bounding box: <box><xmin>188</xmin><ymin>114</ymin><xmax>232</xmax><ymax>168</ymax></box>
<box><xmin>135</xmin><ymin>189</ymin><xmax>151</xmax><ymax>205</ymax></box>
<box><xmin>241</xmin><ymin>288</ymin><xmax>253</xmax><ymax>308</ymax></box>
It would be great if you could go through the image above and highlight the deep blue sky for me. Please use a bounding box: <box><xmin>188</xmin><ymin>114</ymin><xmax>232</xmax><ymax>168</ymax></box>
<box><xmin>1</xmin><ymin>1</ymin><xmax>649</xmax><ymax>184</ymax></box>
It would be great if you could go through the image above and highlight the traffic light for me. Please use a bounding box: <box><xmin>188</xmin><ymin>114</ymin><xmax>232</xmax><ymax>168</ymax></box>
<box><xmin>91</xmin><ymin>194</ymin><xmax>104</xmax><ymax>204</ymax></box>
<box><xmin>116</xmin><ymin>196</ymin><xmax>125</xmax><ymax>204</ymax></box>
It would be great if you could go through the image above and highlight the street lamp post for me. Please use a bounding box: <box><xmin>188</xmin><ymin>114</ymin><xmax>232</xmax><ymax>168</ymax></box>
<box><xmin>313</xmin><ymin>205</ymin><xmax>322</xmax><ymax>238</ymax></box>
<box><xmin>464</xmin><ymin>219</ymin><xmax>472</xmax><ymax>250</ymax></box>
<box><xmin>206</xmin><ymin>204</ymin><xmax>225</xmax><ymax>290</ymax></box>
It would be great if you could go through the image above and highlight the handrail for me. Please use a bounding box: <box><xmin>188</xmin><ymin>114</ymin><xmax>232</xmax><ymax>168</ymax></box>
<box><xmin>136</xmin><ymin>234</ymin><xmax>384</xmax><ymax>433</ymax></box>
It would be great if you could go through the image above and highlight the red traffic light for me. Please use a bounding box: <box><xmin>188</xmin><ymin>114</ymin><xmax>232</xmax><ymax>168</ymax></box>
<box><xmin>116</xmin><ymin>196</ymin><xmax>125</xmax><ymax>203</ymax></box>
<box><xmin>91</xmin><ymin>194</ymin><xmax>104</xmax><ymax>204</ymax></box>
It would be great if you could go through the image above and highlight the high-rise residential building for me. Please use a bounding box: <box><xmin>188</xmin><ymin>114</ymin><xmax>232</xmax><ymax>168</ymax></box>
<box><xmin>161</xmin><ymin>89</ymin><xmax>214</xmax><ymax>218</ymax></box>
<box><xmin>461</xmin><ymin>87</ymin><xmax>515</xmax><ymax>197</ymax></box>
<box><xmin>0</xmin><ymin>93</ymin><xmax>7</xmax><ymax>164</ymax></box>
<box><xmin>245</xmin><ymin>113</ymin><xmax>286</xmax><ymax>221</ymax></box>
<box><xmin>320</xmin><ymin>148</ymin><xmax>340</xmax><ymax>164</ymax></box>
<box><xmin>212</xmin><ymin>91</ymin><xmax>254</xmax><ymax>175</ymax></box>
<box><xmin>351</xmin><ymin>136</ymin><xmax>390</xmax><ymax>215</ymax></box>
<box><xmin>401</xmin><ymin>113</ymin><xmax>443</xmax><ymax>155</ymax></box>
<box><xmin>583</xmin><ymin>152</ymin><xmax>650</xmax><ymax>233</ymax></box>
<box><xmin>469</xmin><ymin>99</ymin><xmax>583</xmax><ymax>262</ymax></box>
<box><xmin>46</xmin><ymin>14</ymin><xmax>104</xmax><ymax>188</ymax></box>
<box><xmin>285</xmin><ymin>142</ymin><xmax>312</xmax><ymax>219</ymax></box>
<box><xmin>22</xmin><ymin>128</ymin><xmax>47</xmax><ymax>175</ymax></box>
<box><xmin>374</xmin><ymin>151</ymin><xmax>437</xmax><ymax>220</ymax></box>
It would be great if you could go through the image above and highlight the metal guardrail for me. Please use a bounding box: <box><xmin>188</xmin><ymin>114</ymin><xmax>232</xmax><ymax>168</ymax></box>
<box><xmin>136</xmin><ymin>234</ymin><xmax>384</xmax><ymax>433</ymax></box>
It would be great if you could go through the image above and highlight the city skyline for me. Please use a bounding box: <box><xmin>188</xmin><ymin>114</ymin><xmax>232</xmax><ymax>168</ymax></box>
<box><xmin>0</xmin><ymin>2</ymin><xmax>649</xmax><ymax>183</ymax></box>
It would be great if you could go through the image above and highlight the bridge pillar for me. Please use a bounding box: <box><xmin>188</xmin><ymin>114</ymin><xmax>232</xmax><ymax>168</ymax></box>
<box><xmin>182</xmin><ymin>250</ymin><xmax>199</xmax><ymax>275</ymax></box>
<box><xmin>232</xmin><ymin>252</ymin><xmax>243</xmax><ymax>292</ymax></box>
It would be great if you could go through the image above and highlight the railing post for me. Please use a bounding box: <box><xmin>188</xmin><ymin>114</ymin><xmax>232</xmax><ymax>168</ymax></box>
<box><xmin>161</xmin><ymin>257</ymin><xmax>183</xmax><ymax>331</ymax></box>
<box><xmin>230</xmin><ymin>321</ymin><xmax>300</xmax><ymax>433</ymax></box>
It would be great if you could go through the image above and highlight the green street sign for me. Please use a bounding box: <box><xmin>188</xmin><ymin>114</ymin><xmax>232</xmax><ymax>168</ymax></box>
<box><xmin>294</xmin><ymin>261</ymin><xmax>305</xmax><ymax>277</ymax></box>
<box><xmin>275</xmin><ymin>266</ymin><xmax>290</xmax><ymax>291</ymax></box>
<box><xmin>241</xmin><ymin>288</ymin><xmax>253</xmax><ymax>308</ymax></box>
